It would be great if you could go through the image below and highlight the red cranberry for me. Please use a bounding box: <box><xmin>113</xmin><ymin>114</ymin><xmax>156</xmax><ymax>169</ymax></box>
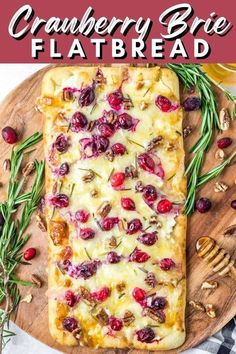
<box><xmin>132</xmin><ymin>287</ymin><xmax>146</xmax><ymax>302</ymax></box>
<box><xmin>75</xmin><ymin>210</ymin><xmax>90</xmax><ymax>223</ymax></box>
<box><xmin>78</xmin><ymin>86</ymin><xmax>95</xmax><ymax>106</ymax></box>
<box><xmin>126</xmin><ymin>218</ymin><xmax>143</xmax><ymax>235</ymax></box>
<box><xmin>195</xmin><ymin>197</ymin><xmax>212</xmax><ymax>213</ymax></box>
<box><xmin>107</xmin><ymin>251</ymin><xmax>121</xmax><ymax>264</ymax></box>
<box><xmin>92</xmin><ymin>287</ymin><xmax>110</xmax><ymax>302</ymax></box>
<box><xmin>117</xmin><ymin>113</ymin><xmax>133</xmax><ymax>130</ymax></box>
<box><xmin>2</xmin><ymin>126</ymin><xmax>18</xmax><ymax>144</ymax></box>
<box><xmin>50</xmin><ymin>194</ymin><xmax>69</xmax><ymax>208</ymax></box>
<box><xmin>129</xmin><ymin>248</ymin><xmax>150</xmax><ymax>263</ymax></box>
<box><xmin>92</xmin><ymin>135</ymin><xmax>109</xmax><ymax>154</ymax></box>
<box><xmin>107</xmin><ymin>90</ymin><xmax>123</xmax><ymax>109</ymax></box>
<box><xmin>157</xmin><ymin>199</ymin><xmax>172</xmax><ymax>213</ymax></box>
<box><xmin>101</xmin><ymin>217</ymin><xmax>119</xmax><ymax>231</ymax></box>
<box><xmin>137</xmin><ymin>153</ymin><xmax>155</xmax><ymax>173</ymax></box>
<box><xmin>155</xmin><ymin>95</ymin><xmax>172</xmax><ymax>112</ymax></box>
<box><xmin>183</xmin><ymin>96</ymin><xmax>201</xmax><ymax>111</ymax></box>
<box><xmin>143</xmin><ymin>185</ymin><xmax>158</xmax><ymax>202</ymax></box>
<box><xmin>77</xmin><ymin>260</ymin><xmax>100</xmax><ymax>279</ymax></box>
<box><xmin>136</xmin><ymin>327</ymin><xmax>155</xmax><ymax>343</ymax></box>
<box><xmin>110</xmin><ymin>172</ymin><xmax>125</xmax><ymax>188</ymax></box>
<box><xmin>55</xmin><ymin>134</ymin><xmax>69</xmax><ymax>153</ymax></box>
<box><xmin>79</xmin><ymin>228</ymin><xmax>95</xmax><ymax>240</ymax></box>
<box><xmin>111</xmin><ymin>143</ymin><xmax>126</xmax><ymax>155</ymax></box>
<box><xmin>109</xmin><ymin>317</ymin><xmax>123</xmax><ymax>331</ymax></box>
<box><xmin>121</xmin><ymin>197</ymin><xmax>135</xmax><ymax>211</ymax></box>
<box><xmin>98</xmin><ymin>123</ymin><xmax>114</xmax><ymax>138</ymax></box>
<box><xmin>71</xmin><ymin>112</ymin><xmax>88</xmax><ymax>132</ymax></box>
<box><xmin>151</xmin><ymin>296</ymin><xmax>167</xmax><ymax>310</ymax></box>
<box><xmin>63</xmin><ymin>317</ymin><xmax>78</xmax><ymax>332</ymax></box>
<box><xmin>138</xmin><ymin>232</ymin><xmax>157</xmax><ymax>246</ymax></box>
<box><xmin>159</xmin><ymin>258</ymin><xmax>175</xmax><ymax>271</ymax></box>
<box><xmin>217</xmin><ymin>137</ymin><xmax>232</xmax><ymax>149</ymax></box>
<box><xmin>65</xmin><ymin>290</ymin><xmax>77</xmax><ymax>307</ymax></box>
<box><xmin>231</xmin><ymin>200</ymin><xmax>236</xmax><ymax>209</ymax></box>
<box><xmin>23</xmin><ymin>247</ymin><xmax>36</xmax><ymax>261</ymax></box>
<box><xmin>58</xmin><ymin>162</ymin><xmax>70</xmax><ymax>176</ymax></box>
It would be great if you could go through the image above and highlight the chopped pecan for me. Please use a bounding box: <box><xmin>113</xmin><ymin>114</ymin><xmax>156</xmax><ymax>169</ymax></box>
<box><xmin>215</xmin><ymin>149</ymin><xmax>225</xmax><ymax>161</ymax></box>
<box><xmin>149</xmin><ymin>215</ymin><xmax>161</xmax><ymax>227</ymax></box>
<box><xmin>62</xmin><ymin>90</ymin><xmax>74</xmax><ymax>102</ymax></box>
<box><xmin>135</xmin><ymin>81</ymin><xmax>144</xmax><ymax>89</ymax></box>
<box><xmin>145</xmin><ymin>272</ymin><xmax>157</xmax><ymax>288</ymax></box>
<box><xmin>123</xmin><ymin>311</ymin><xmax>135</xmax><ymax>326</ymax></box>
<box><xmin>3</xmin><ymin>159</ymin><xmax>11</xmax><ymax>172</ymax></box>
<box><xmin>223</xmin><ymin>224</ymin><xmax>236</xmax><ymax>237</ymax></box>
<box><xmin>95</xmin><ymin>308</ymin><xmax>109</xmax><ymax>325</ymax></box>
<box><xmin>125</xmin><ymin>165</ymin><xmax>138</xmax><ymax>179</ymax></box>
<box><xmin>42</xmin><ymin>96</ymin><xmax>53</xmax><ymax>105</ymax></box>
<box><xmin>105</xmin><ymin>150</ymin><xmax>114</xmax><ymax>162</ymax></box>
<box><xmin>106</xmin><ymin>236</ymin><xmax>117</xmax><ymax>249</ymax></box>
<box><xmin>146</xmin><ymin>136</ymin><xmax>163</xmax><ymax>152</ymax></box>
<box><xmin>79</xmin><ymin>286</ymin><xmax>95</xmax><ymax>304</ymax></box>
<box><xmin>21</xmin><ymin>294</ymin><xmax>33</xmax><ymax>303</ymax></box>
<box><xmin>205</xmin><ymin>304</ymin><xmax>216</xmax><ymax>318</ymax></box>
<box><xmin>49</xmin><ymin>220</ymin><xmax>69</xmax><ymax>246</ymax></box>
<box><xmin>90</xmin><ymin>189</ymin><xmax>99</xmax><ymax>198</ymax></box>
<box><xmin>219</xmin><ymin>108</ymin><xmax>230</xmax><ymax>131</ymax></box>
<box><xmin>123</xmin><ymin>96</ymin><xmax>133</xmax><ymax>110</ymax></box>
<box><xmin>87</xmin><ymin>121</ymin><xmax>96</xmax><ymax>132</ymax></box>
<box><xmin>97</xmin><ymin>201</ymin><xmax>112</xmax><ymax>218</ymax></box>
<box><xmin>189</xmin><ymin>300</ymin><xmax>205</xmax><ymax>312</ymax></box>
<box><xmin>36</xmin><ymin>214</ymin><xmax>47</xmax><ymax>232</ymax></box>
<box><xmin>135</xmin><ymin>181</ymin><xmax>144</xmax><ymax>193</ymax></box>
<box><xmin>22</xmin><ymin>162</ymin><xmax>35</xmax><ymax>177</ymax></box>
<box><xmin>143</xmin><ymin>308</ymin><xmax>165</xmax><ymax>323</ymax></box>
<box><xmin>166</xmin><ymin>141</ymin><xmax>177</xmax><ymax>151</ymax></box>
<box><xmin>183</xmin><ymin>126</ymin><xmax>192</xmax><ymax>138</ymax></box>
<box><xmin>31</xmin><ymin>274</ymin><xmax>42</xmax><ymax>288</ymax></box>
<box><xmin>106</xmin><ymin>111</ymin><xmax>117</xmax><ymax>125</ymax></box>
<box><xmin>82</xmin><ymin>170</ymin><xmax>95</xmax><ymax>183</ymax></box>
<box><xmin>116</xmin><ymin>282</ymin><xmax>126</xmax><ymax>293</ymax></box>
<box><xmin>95</xmin><ymin>70</ymin><xmax>106</xmax><ymax>85</ymax></box>
<box><xmin>72</xmin><ymin>327</ymin><xmax>82</xmax><ymax>341</ymax></box>
<box><xmin>140</xmin><ymin>101</ymin><xmax>148</xmax><ymax>110</ymax></box>
<box><xmin>201</xmin><ymin>281</ymin><xmax>218</xmax><ymax>289</ymax></box>
<box><xmin>52</xmin><ymin>182</ymin><xmax>58</xmax><ymax>195</ymax></box>
<box><xmin>214</xmin><ymin>181</ymin><xmax>228</xmax><ymax>193</ymax></box>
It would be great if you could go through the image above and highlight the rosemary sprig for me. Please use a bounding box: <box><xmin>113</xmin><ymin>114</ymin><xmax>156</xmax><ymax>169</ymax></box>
<box><xmin>0</xmin><ymin>133</ymin><xmax>44</xmax><ymax>351</ymax></box>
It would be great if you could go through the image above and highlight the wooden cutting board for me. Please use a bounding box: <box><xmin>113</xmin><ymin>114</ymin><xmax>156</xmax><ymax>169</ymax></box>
<box><xmin>0</xmin><ymin>65</ymin><xmax>236</xmax><ymax>354</ymax></box>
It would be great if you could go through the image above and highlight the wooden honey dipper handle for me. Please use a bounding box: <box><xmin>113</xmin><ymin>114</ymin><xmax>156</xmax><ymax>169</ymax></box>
<box><xmin>196</xmin><ymin>236</ymin><xmax>236</xmax><ymax>280</ymax></box>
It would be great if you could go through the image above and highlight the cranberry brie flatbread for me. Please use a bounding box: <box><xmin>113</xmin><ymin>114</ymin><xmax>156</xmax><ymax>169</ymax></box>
<box><xmin>39</xmin><ymin>66</ymin><xmax>186</xmax><ymax>350</ymax></box>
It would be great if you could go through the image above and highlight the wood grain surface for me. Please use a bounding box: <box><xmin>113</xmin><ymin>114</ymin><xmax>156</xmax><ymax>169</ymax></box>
<box><xmin>0</xmin><ymin>65</ymin><xmax>236</xmax><ymax>354</ymax></box>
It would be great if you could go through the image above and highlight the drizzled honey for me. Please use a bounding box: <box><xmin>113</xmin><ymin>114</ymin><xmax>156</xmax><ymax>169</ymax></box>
<box><xmin>202</xmin><ymin>64</ymin><xmax>236</xmax><ymax>86</ymax></box>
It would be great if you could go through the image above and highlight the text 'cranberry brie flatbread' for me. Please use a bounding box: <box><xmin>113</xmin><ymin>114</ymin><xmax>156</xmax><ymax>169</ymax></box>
<box><xmin>39</xmin><ymin>66</ymin><xmax>186</xmax><ymax>350</ymax></box>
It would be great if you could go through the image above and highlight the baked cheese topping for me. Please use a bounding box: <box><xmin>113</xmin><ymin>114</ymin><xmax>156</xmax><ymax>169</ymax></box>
<box><xmin>40</xmin><ymin>66</ymin><xmax>186</xmax><ymax>350</ymax></box>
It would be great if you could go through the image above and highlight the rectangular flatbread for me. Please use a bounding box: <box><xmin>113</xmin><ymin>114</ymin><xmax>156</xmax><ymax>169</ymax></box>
<box><xmin>39</xmin><ymin>65</ymin><xmax>186</xmax><ymax>350</ymax></box>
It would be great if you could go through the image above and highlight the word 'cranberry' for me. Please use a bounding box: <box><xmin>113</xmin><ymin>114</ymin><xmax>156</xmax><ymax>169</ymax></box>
<box><xmin>23</xmin><ymin>248</ymin><xmax>36</xmax><ymax>261</ymax></box>
<box><xmin>121</xmin><ymin>197</ymin><xmax>135</xmax><ymax>211</ymax></box>
<box><xmin>2</xmin><ymin>126</ymin><xmax>18</xmax><ymax>144</ymax></box>
<box><xmin>126</xmin><ymin>218</ymin><xmax>143</xmax><ymax>235</ymax></box>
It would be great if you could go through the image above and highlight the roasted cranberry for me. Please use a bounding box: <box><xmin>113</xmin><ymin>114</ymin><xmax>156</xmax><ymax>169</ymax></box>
<box><xmin>55</xmin><ymin>134</ymin><xmax>69</xmax><ymax>153</ymax></box>
<box><xmin>63</xmin><ymin>317</ymin><xmax>78</xmax><ymax>332</ymax></box>
<box><xmin>111</xmin><ymin>143</ymin><xmax>126</xmax><ymax>155</ymax></box>
<box><xmin>107</xmin><ymin>90</ymin><xmax>123</xmax><ymax>109</ymax></box>
<box><xmin>231</xmin><ymin>200</ymin><xmax>236</xmax><ymax>209</ymax></box>
<box><xmin>157</xmin><ymin>199</ymin><xmax>172</xmax><ymax>213</ymax></box>
<box><xmin>101</xmin><ymin>217</ymin><xmax>119</xmax><ymax>231</ymax></box>
<box><xmin>117</xmin><ymin>113</ymin><xmax>133</xmax><ymax>130</ymax></box>
<box><xmin>110</xmin><ymin>172</ymin><xmax>125</xmax><ymax>188</ymax></box>
<box><xmin>217</xmin><ymin>137</ymin><xmax>232</xmax><ymax>149</ymax></box>
<box><xmin>109</xmin><ymin>317</ymin><xmax>123</xmax><ymax>331</ymax></box>
<box><xmin>92</xmin><ymin>287</ymin><xmax>110</xmax><ymax>302</ymax></box>
<box><xmin>136</xmin><ymin>327</ymin><xmax>155</xmax><ymax>343</ymax></box>
<box><xmin>75</xmin><ymin>209</ymin><xmax>90</xmax><ymax>223</ymax></box>
<box><xmin>107</xmin><ymin>251</ymin><xmax>121</xmax><ymax>264</ymax></box>
<box><xmin>98</xmin><ymin>123</ymin><xmax>114</xmax><ymax>138</ymax></box>
<box><xmin>138</xmin><ymin>232</ymin><xmax>157</xmax><ymax>246</ymax></box>
<box><xmin>143</xmin><ymin>185</ymin><xmax>158</xmax><ymax>202</ymax></box>
<box><xmin>71</xmin><ymin>112</ymin><xmax>88</xmax><ymax>132</ymax></box>
<box><xmin>78</xmin><ymin>260</ymin><xmax>100</xmax><ymax>279</ymax></box>
<box><xmin>78</xmin><ymin>86</ymin><xmax>95</xmax><ymax>106</ymax></box>
<box><xmin>23</xmin><ymin>247</ymin><xmax>36</xmax><ymax>261</ymax></box>
<box><xmin>155</xmin><ymin>95</ymin><xmax>172</xmax><ymax>112</ymax></box>
<box><xmin>58</xmin><ymin>162</ymin><xmax>70</xmax><ymax>176</ymax></box>
<box><xmin>50</xmin><ymin>194</ymin><xmax>69</xmax><ymax>208</ymax></box>
<box><xmin>132</xmin><ymin>287</ymin><xmax>146</xmax><ymax>302</ymax></box>
<box><xmin>151</xmin><ymin>296</ymin><xmax>167</xmax><ymax>310</ymax></box>
<box><xmin>137</xmin><ymin>153</ymin><xmax>155</xmax><ymax>173</ymax></box>
<box><xmin>79</xmin><ymin>228</ymin><xmax>95</xmax><ymax>240</ymax></box>
<box><xmin>126</xmin><ymin>218</ymin><xmax>143</xmax><ymax>235</ymax></box>
<box><xmin>195</xmin><ymin>197</ymin><xmax>211</xmax><ymax>213</ymax></box>
<box><xmin>183</xmin><ymin>96</ymin><xmax>201</xmax><ymax>111</ymax></box>
<box><xmin>65</xmin><ymin>290</ymin><xmax>77</xmax><ymax>307</ymax></box>
<box><xmin>159</xmin><ymin>258</ymin><xmax>175</xmax><ymax>271</ymax></box>
<box><xmin>121</xmin><ymin>197</ymin><xmax>135</xmax><ymax>211</ymax></box>
<box><xmin>2</xmin><ymin>126</ymin><xmax>18</xmax><ymax>144</ymax></box>
<box><xmin>92</xmin><ymin>135</ymin><xmax>109</xmax><ymax>154</ymax></box>
<box><xmin>129</xmin><ymin>248</ymin><xmax>150</xmax><ymax>263</ymax></box>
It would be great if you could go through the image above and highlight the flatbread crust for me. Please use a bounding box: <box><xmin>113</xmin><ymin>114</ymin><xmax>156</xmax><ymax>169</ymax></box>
<box><xmin>40</xmin><ymin>66</ymin><xmax>186</xmax><ymax>350</ymax></box>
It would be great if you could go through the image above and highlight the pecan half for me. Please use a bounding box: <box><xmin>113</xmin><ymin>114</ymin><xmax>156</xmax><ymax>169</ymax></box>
<box><xmin>49</xmin><ymin>220</ymin><xmax>69</xmax><ymax>246</ymax></box>
<box><xmin>36</xmin><ymin>214</ymin><xmax>47</xmax><ymax>232</ymax></box>
<box><xmin>125</xmin><ymin>165</ymin><xmax>138</xmax><ymax>179</ymax></box>
<box><xmin>105</xmin><ymin>150</ymin><xmax>114</xmax><ymax>162</ymax></box>
<box><xmin>215</xmin><ymin>149</ymin><xmax>225</xmax><ymax>161</ymax></box>
<box><xmin>123</xmin><ymin>311</ymin><xmax>135</xmax><ymax>326</ymax></box>
<box><xmin>72</xmin><ymin>327</ymin><xmax>82</xmax><ymax>341</ymax></box>
<box><xmin>3</xmin><ymin>159</ymin><xmax>11</xmax><ymax>172</ymax></box>
<box><xmin>201</xmin><ymin>281</ymin><xmax>218</xmax><ymax>289</ymax></box>
<box><xmin>146</xmin><ymin>136</ymin><xmax>163</xmax><ymax>152</ymax></box>
<box><xmin>22</xmin><ymin>162</ymin><xmax>35</xmax><ymax>177</ymax></box>
<box><xmin>189</xmin><ymin>300</ymin><xmax>205</xmax><ymax>312</ymax></box>
<box><xmin>95</xmin><ymin>308</ymin><xmax>109</xmax><ymax>325</ymax></box>
<box><xmin>96</xmin><ymin>201</ymin><xmax>112</xmax><ymax>218</ymax></box>
<box><xmin>223</xmin><ymin>224</ymin><xmax>236</xmax><ymax>237</ymax></box>
<box><xmin>205</xmin><ymin>304</ymin><xmax>216</xmax><ymax>318</ymax></box>
<box><xmin>31</xmin><ymin>274</ymin><xmax>42</xmax><ymax>288</ymax></box>
<box><xmin>82</xmin><ymin>170</ymin><xmax>95</xmax><ymax>183</ymax></box>
<box><xmin>87</xmin><ymin>121</ymin><xmax>96</xmax><ymax>132</ymax></box>
<box><xmin>79</xmin><ymin>286</ymin><xmax>95</xmax><ymax>304</ymax></box>
<box><xmin>135</xmin><ymin>181</ymin><xmax>144</xmax><ymax>193</ymax></box>
<box><xmin>219</xmin><ymin>108</ymin><xmax>230</xmax><ymax>131</ymax></box>
<box><xmin>140</xmin><ymin>101</ymin><xmax>148</xmax><ymax>110</ymax></box>
<box><xmin>143</xmin><ymin>308</ymin><xmax>165</xmax><ymax>323</ymax></box>
<box><xmin>90</xmin><ymin>189</ymin><xmax>99</xmax><ymax>198</ymax></box>
<box><xmin>116</xmin><ymin>281</ymin><xmax>126</xmax><ymax>293</ymax></box>
<box><xmin>144</xmin><ymin>272</ymin><xmax>157</xmax><ymax>288</ymax></box>
<box><xmin>214</xmin><ymin>181</ymin><xmax>228</xmax><ymax>193</ymax></box>
<box><xmin>106</xmin><ymin>236</ymin><xmax>117</xmax><ymax>249</ymax></box>
<box><xmin>183</xmin><ymin>126</ymin><xmax>192</xmax><ymax>138</ymax></box>
<box><xmin>106</xmin><ymin>111</ymin><xmax>117</xmax><ymax>125</ymax></box>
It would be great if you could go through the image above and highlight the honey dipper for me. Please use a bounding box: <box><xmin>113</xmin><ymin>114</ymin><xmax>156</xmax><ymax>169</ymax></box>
<box><xmin>196</xmin><ymin>236</ymin><xmax>236</xmax><ymax>280</ymax></box>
